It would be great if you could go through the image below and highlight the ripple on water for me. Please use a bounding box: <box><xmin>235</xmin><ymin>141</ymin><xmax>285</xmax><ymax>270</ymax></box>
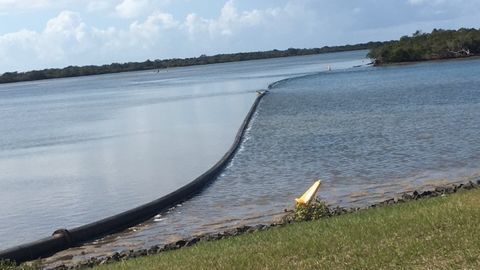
<box><xmin>43</xmin><ymin>58</ymin><xmax>480</xmax><ymax>268</ymax></box>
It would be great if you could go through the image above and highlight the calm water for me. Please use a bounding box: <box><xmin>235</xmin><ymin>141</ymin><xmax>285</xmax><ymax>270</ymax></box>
<box><xmin>43</xmin><ymin>57</ymin><xmax>480</xmax><ymax>267</ymax></box>
<box><xmin>0</xmin><ymin>50</ymin><xmax>367</xmax><ymax>249</ymax></box>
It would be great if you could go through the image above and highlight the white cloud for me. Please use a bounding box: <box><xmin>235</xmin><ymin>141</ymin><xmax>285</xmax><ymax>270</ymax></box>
<box><xmin>182</xmin><ymin>0</ymin><xmax>270</xmax><ymax>38</ymax></box>
<box><xmin>1</xmin><ymin>0</ymin><xmax>480</xmax><ymax>73</ymax></box>
<box><xmin>45</xmin><ymin>11</ymin><xmax>85</xmax><ymax>38</ymax></box>
<box><xmin>408</xmin><ymin>0</ymin><xmax>426</xmax><ymax>4</ymax></box>
<box><xmin>127</xmin><ymin>12</ymin><xmax>178</xmax><ymax>48</ymax></box>
<box><xmin>115</xmin><ymin>0</ymin><xmax>150</xmax><ymax>18</ymax></box>
<box><xmin>0</xmin><ymin>29</ymin><xmax>38</xmax><ymax>58</ymax></box>
<box><xmin>86</xmin><ymin>0</ymin><xmax>111</xmax><ymax>12</ymax></box>
<box><xmin>0</xmin><ymin>10</ymin><xmax>92</xmax><ymax>70</ymax></box>
<box><xmin>211</xmin><ymin>0</ymin><xmax>263</xmax><ymax>35</ymax></box>
<box><xmin>152</xmin><ymin>12</ymin><xmax>178</xmax><ymax>29</ymax></box>
<box><xmin>184</xmin><ymin>13</ymin><xmax>200</xmax><ymax>35</ymax></box>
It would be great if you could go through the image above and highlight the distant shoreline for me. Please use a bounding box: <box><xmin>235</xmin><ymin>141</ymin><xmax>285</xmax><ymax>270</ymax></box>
<box><xmin>0</xmin><ymin>44</ymin><xmax>377</xmax><ymax>85</ymax></box>
<box><xmin>374</xmin><ymin>54</ymin><xmax>480</xmax><ymax>66</ymax></box>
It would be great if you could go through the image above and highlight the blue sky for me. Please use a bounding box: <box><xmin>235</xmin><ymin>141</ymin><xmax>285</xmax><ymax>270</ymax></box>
<box><xmin>1</xmin><ymin>0</ymin><xmax>479</xmax><ymax>73</ymax></box>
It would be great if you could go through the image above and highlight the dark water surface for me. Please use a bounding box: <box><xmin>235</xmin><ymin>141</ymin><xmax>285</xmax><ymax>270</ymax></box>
<box><xmin>43</xmin><ymin>57</ymin><xmax>480</xmax><ymax>267</ymax></box>
<box><xmin>0</xmin><ymin>50</ymin><xmax>366</xmax><ymax>249</ymax></box>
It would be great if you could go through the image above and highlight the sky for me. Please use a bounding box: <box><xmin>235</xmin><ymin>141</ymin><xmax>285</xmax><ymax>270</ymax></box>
<box><xmin>1</xmin><ymin>0</ymin><xmax>480</xmax><ymax>73</ymax></box>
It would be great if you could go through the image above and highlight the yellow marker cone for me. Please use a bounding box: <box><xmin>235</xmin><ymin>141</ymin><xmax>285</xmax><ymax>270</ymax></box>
<box><xmin>295</xmin><ymin>180</ymin><xmax>321</xmax><ymax>205</ymax></box>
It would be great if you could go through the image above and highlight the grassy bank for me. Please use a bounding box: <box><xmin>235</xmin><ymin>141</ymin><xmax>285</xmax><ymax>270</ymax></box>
<box><xmin>88</xmin><ymin>188</ymin><xmax>480</xmax><ymax>270</ymax></box>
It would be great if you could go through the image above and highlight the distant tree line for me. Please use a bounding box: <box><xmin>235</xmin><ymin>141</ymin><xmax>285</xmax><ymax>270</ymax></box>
<box><xmin>368</xmin><ymin>28</ymin><xmax>480</xmax><ymax>64</ymax></box>
<box><xmin>0</xmin><ymin>42</ymin><xmax>381</xmax><ymax>84</ymax></box>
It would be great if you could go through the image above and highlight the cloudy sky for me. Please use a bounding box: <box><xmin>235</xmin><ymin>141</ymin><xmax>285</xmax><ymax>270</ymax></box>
<box><xmin>1</xmin><ymin>0</ymin><xmax>479</xmax><ymax>73</ymax></box>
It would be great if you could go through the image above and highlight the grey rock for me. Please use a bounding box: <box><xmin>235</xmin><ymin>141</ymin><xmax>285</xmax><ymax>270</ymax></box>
<box><xmin>421</xmin><ymin>190</ymin><xmax>433</xmax><ymax>197</ymax></box>
<box><xmin>148</xmin><ymin>245</ymin><xmax>159</xmax><ymax>254</ymax></box>
<box><xmin>185</xmin><ymin>237</ymin><xmax>200</xmax><ymax>246</ymax></box>
<box><xmin>163</xmin><ymin>242</ymin><xmax>177</xmax><ymax>251</ymax></box>
<box><xmin>235</xmin><ymin>225</ymin><xmax>251</xmax><ymax>234</ymax></box>
<box><xmin>465</xmin><ymin>181</ymin><xmax>475</xmax><ymax>189</ymax></box>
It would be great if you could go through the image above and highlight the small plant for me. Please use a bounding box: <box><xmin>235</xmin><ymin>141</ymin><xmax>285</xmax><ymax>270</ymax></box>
<box><xmin>294</xmin><ymin>198</ymin><xmax>330</xmax><ymax>221</ymax></box>
<box><xmin>0</xmin><ymin>260</ymin><xmax>39</xmax><ymax>270</ymax></box>
<box><xmin>0</xmin><ymin>260</ymin><xmax>17</xmax><ymax>270</ymax></box>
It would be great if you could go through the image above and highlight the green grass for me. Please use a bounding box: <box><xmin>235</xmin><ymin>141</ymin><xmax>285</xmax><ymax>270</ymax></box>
<box><xmin>90</xmin><ymin>189</ymin><xmax>480</xmax><ymax>270</ymax></box>
<box><xmin>0</xmin><ymin>260</ymin><xmax>39</xmax><ymax>270</ymax></box>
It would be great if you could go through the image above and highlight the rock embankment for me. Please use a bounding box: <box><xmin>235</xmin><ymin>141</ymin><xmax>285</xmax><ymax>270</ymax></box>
<box><xmin>47</xmin><ymin>179</ymin><xmax>480</xmax><ymax>270</ymax></box>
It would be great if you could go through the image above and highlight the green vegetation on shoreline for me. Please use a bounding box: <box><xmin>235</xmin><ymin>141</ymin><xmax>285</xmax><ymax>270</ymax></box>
<box><xmin>368</xmin><ymin>28</ymin><xmax>480</xmax><ymax>64</ymax></box>
<box><xmin>0</xmin><ymin>43</ymin><xmax>378</xmax><ymax>84</ymax></box>
<box><xmin>87</xmin><ymin>189</ymin><xmax>480</xmax><ymax>269</ymax></box>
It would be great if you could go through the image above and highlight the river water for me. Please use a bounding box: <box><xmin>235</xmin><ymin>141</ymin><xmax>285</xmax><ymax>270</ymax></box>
<box><xmin>0</xmin><ymin>50</ymin><xmax>366</xmax><ymax>250</ymax></box>
<box><xmin>43</xmin><ymin>56</ymin><xmax>480</xmax><ymax>267</ymax></box>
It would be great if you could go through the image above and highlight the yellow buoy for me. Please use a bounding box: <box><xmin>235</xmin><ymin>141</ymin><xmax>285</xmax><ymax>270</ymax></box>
<box><xmin>295</xmin><ymin>180</ymin><xmax>321</xmax><ymax>205</ymax></box>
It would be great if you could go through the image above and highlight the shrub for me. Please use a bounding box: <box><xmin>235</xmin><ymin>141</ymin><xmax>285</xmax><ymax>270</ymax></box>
<box><xmin>294</xmin><ymin>199</ymin><xmax>330</xmax><ymax>221</ymax></box>
<box><xmin>0</xmin><ymin>260</ymin><xmax>39</xmax><ymax>270</ymax></box>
